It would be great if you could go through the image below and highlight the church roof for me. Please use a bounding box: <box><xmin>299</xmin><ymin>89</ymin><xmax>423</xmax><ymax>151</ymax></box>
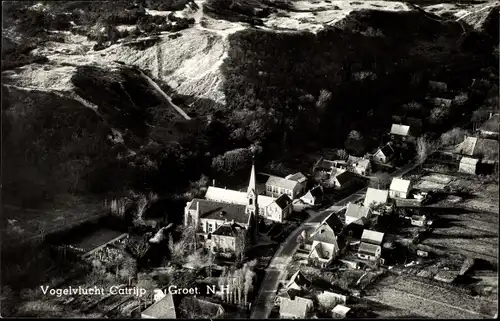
<box><xmin>266</xmin><ymin>176</ymin><xmax>299</xmax><ymax>190</ymax></box>
<box><xmin>275</xmin><ymin>194</ymin><xmax>292</xmax><ymax>209</ymax></box>
<box><xmin>190</xmin><ymin>199</ymin><xmax>249</xmax><ymax>225</ymax></box>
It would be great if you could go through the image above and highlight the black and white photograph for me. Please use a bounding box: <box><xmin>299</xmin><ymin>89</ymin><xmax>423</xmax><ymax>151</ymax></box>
<box><xmin>1</xmin><ymin>0</ymin><xmax>499</xmax><ymax>318</ymax></box>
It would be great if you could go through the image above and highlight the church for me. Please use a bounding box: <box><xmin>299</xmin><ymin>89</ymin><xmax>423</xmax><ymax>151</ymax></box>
<box><xmin>183</xmin><ymin>163</ymin><xmax>293</xmax><ymax>255</ymax></box>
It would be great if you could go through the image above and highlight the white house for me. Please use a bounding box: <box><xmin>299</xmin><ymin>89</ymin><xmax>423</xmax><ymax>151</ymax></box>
<box><xmin>389</xmin><ymin>178</ymin><xmax>411</xmax><ymax>199</ymax></box>
<box><xmin>266</xmin><ymin>175</ymin><xmax>304</xmax><ymax>200</ymax></box>
<box><xmin>390</xmin><ymin>124</ymin><xmax>412</xmax><ymax>141</ymax></box>
<box><xmin>357</xmin><ymin>229</ymin><xmax>384</xmax><ymax>262</ymax></box>
<box><xmin>141</xmin><ymin>293</ymin><xmax>176</xmax><ymax>319</ymax></box>
<box><xmin>363</xmin><ymin>188</ymin><xmax>389</xmax><ymax>209</ymax></box>
<box><xmin>347</xmin><ymin>156</ymin><xmax>371</xmax><ymax>176</ymax></box>
<box><xmin>458</xmin><ymin>157</ymin><xmax>479</xmax><ymax>174</ymax></box>
<box><xmin>478</xmin><ymin>113</ymin><xmax>499</xmax><ymax>137</ymax></box>
<box><xmin>345</xmin><ymin>203</ymin><xmax>372</xmax><ymax>226</ymax></box>
<box><xmin>300</xmin><ymin>185</ymin><xmax>324</xmax><ymax>206</ymax></box>
<box><xmin>373</xmin><ymin>143</ymin><xmax>395</xmax><ymax>164</ymax></box>
<box><xmin>308</xmin><ymin>240</ymin><xmax>338</xmax><ymax>268</ymax></box>
<box><xmin>279</xmin><ymin>296</ymin><xmax>314</xmax><ymax>319</ymax></box>
<box><xmin>331</xmin><ymin>305</ymin><xmax>352</xmax><ymax>319</ymax></box>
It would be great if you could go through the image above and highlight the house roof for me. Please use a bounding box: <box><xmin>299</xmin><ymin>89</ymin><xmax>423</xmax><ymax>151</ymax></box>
<box><xmin>278</xmin><ymin>288</ymin><xmax>301</xmax><ymax>300</ymax></box>
<box><xmin>390</xmin><ymin>124</ymin><xmax>410</xmax><ymax>136</ymax></box>
<box><xmin>280</xmin><ymin>297</ymin><xmax>313</xmax><ymax>318</ymax></box>
<box><xmin>376</xmin><ymin>143</ymin><xmax>395</xmax><ymax>158</ymax></box>
<box><xmin>212</xmin><ymin>222</ymin><xmax>245</xmax><ymax>237</ymax></box>
<box><xmin>390</xmin><ymin>178</ymin><xmax>411</xmax><ymax>193</ymax></box>
<box><xmin>309</xmin><ymin>240</ymin><xmax>336</xmax><ymax>260</ymax></box>
<box><xmin>286</xmin><ymin>172</ymin><xmax>307</xmax><ymax>183</ymax></box>
<box><xmin>454</xmin><ymin>137</ymin><xmax>499</xmax><ymax>161</ymax></box>
<box><xmin>317</xmin><ymin>159</ymin><xmax>335</xmax><ymax>170</ymax></box>
<box><xmin>303</xmin><ymin>185</ymin><xmax>324</xmax><ymax>201</ymax></box>
<box><xmin>275</xmin><ymin>193</ymin><xmax>292</xmax><ymax>209</ymax></box>
<box><xmin>361</xmin><ymin>229</ymin><xmax>384</xmax><ymax>245</ymax></box>
<box><xmin>428</xmin><ymin>80</ymin><xmax>447</xmax><ymax>90</ymax></box>
<box><xmin>335</xmin><ymin>171</ymin><xmax>357</xmax><ymax>185</ymax></box>
<box><xmin>180</xmin><ymin>297</ymin><xmax>224</xmax><ymax>318</ymax></box>
<box><xmin>363</xmin><ymin>188</ymin><xmax>389</xmax><ymax>208</ymax></box>
<box><xmin>287</xmin><ymin>270</ymin><xmax>312</xmax><ymax>289</ymax></box>
<box><xmin>332</xmin><ymin>304</ymin><xmax>351</xmax><ymax>315</ymax></box>
<box><xmin>141</xmin><ymin>293</ymin><xmax>176</xmax><ymax>319</ymax></box>
<box><xmin>266</xmin><ymin>176</ymin><xmax>299</xmax><ymax>190</ymax></box>
<box><xmin>345</xmin><ymin>203</ymin><xmax>371</xmax><ymax>220</ymax></box>
<box><xmin>190</xmin><ymin>199</ymin><xmax>249</xmax><ymax>226</ymax></box>
<box><xmin>347</xmin><ymin>156</ymin><xmax>370</xmax><ymax>169</ymax></box>
<box><xmin>411</xmin><ymin>215</ymin><xmax>426</xmax><ymax>221</ymax></box>
<box><xmin>460</xmin><ymin>157</ymin><xmax>479</xmax><ymax>166</ymax></box>
<box><xmin>358</xmin><ymin>242</ymin><xmax>380</xmax><ymax>256</ymax></box>
<box><xmin>431</xmin><ymin>97</ymin><xmax>452</xmax><ymax>107</ymax></box>
<box><xmin>480</xmin><ymin>114</ymin><xmax>499</xmax><ymax>133</ymax></box>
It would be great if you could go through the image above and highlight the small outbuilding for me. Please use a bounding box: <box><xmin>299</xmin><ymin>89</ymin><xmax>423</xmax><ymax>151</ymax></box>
<box><xmin>458</xmin><ymin>157</ymin><xmax>479</xmax><ymax>174</ymax></box>
<box><xmin>389</xmin><ymin>178</ymin><xmax>411</xmax><ymax>199</ymax></box>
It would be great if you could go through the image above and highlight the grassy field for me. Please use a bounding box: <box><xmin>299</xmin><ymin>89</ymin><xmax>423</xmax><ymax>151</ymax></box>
<box><xmin>365</xmin><ymin>274</ymin><xmax>496</xmax><ymax>318</ymax></box>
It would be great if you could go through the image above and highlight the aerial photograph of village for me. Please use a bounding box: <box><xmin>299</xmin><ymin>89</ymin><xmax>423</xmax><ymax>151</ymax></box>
<box><xmin>1</xmin><ymin>0</ymin><xmax>499</xmax><ymax>319</ymax></box>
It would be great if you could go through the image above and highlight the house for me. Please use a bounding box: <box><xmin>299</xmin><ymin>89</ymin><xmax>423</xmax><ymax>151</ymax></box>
<box><xmin>433</xmin><ymin>270</ymin><xmax>458</xmax><ymax>283</ymax></box>
<box><xmin>478</xmin><ymin>113</ymin><xmax>499</xmax><ymax>137</ymax></box>
<box><xmin>347</xmin><ymin>156</ymin><xmax>371</xmax><ymax>176</ymax></box>
<box><xmin>208</xmin><ymin>222</ymin><xmax>246</xmax><ymax>256</ymax></box>
<box><xmin>429</xmin><ymin>97</ymin><xmax>452</xmax><ymax>108</ymax></box>
<box><xmin>316</xmin><ymin>159</ymin><xmax>336</xmax><ymax>175</ymax></box>
<box><xmin>279</xmin><ymin>296</ymin><xmax>314</xmax><ymax>319</ymax></box>
<box><xmin>389</xmin><ymin>178</ymin><xmax>411</xmax><ymax>199</ymax></box>
<box><xmin>308</xmin><ymin>240</ymin><xmax>338</xmax><ymax>268</ymax></box>
<box><xmin>285</xmin><ymin>270</ymin><xmax>312</xmax><ymax>291</ymax></box>
<box><xmin>275</xmin><ymin>288</ymin><xmax>302</xmax><ymax>306</ymax></box>
<box><xmin>454</xmin><ymin>136</ymin><xmax>499</xmax><ymax>164</ymax></box>
<box><xmin>406</xmin><ymin>117</ymin><xmax>423</xmax><ymax>136</ymax></box>
<box><xmin>266</xmin><ymin>176</ymin><xmax>303</xmax><ymax>199</ymax></box>
<box><xmin>357</xmin><ymin>229</ymin><xmax>384</xmax><ymax>261</ymax></box>
<box><xmin>332</xmin><ymin>171</ymin><xmax>357</xmax><ymax>190</ymax></box>
<box><xmin>372</xmin><ymin>143</ymin><xmax>395</xmax><ymax>164</ymax></box>
<box><xmin>345</xmin><ymin>203</ymin><xmax>372</xmax><ymax>226</ymax></box>
<box><xmin>410</xmin><ymin>215</ymin><xmax>427</xmax><ymax>227</ymax></box>
<box><xmin>458</xmin><ymin>157</ymin><xmax>479</xmax><ymax>174</ymax></box>
<box><xmin>331</xmin><ymin>304</ymin><xmax>352</xmax><ymax>319</ymax></box>
<box><xmin>390</xmin><ymin>124</ymin><xmax>412</xmax><ymax>142</ymax></box>
<box><xmin>428</xmin><ymin>80</ymin><xmax>448</xmax><ymax>93</ymax></box>
<box><xmin>363</xmin><ymin>188</ymin><xmax>389</xmax><ymax>209</ymax></box>
<box><xmin>309</xmin><ymin>212</ymin><xmax>343</xmax><ymax>244</ymax></box>
<box><xmin>317</xmin><ymin>290</ymin><xmax>347</xmax><ymax>308</ymax></box>
<box><xmin>141</xmin><ymin>293</ymin><xmax>176</xmax><ymax>319</ymax></box>
<box><xmin>301</xmin><ymin>185</ymin><xmax>324</xmax><ymax>206</ymax></box>
<box><xmin>285</xmin><ymin>172</ymin><xmax>308</xmax><ymax>195</ymax></box>
<box><xmin>195</xmin><ymin>164</ymin><xmax>293</xmax><ymax>223</ymax></box>
<box><xmin>178</xmin><ymin>297</ymin><xmax>225</xmax><ymax>319</ymax></box>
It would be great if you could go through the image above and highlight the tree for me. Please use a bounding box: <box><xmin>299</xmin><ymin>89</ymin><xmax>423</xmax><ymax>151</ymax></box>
<box><xmin>218</xmin><ymin>267</ymin><xmax>228</xmax><ymax>300</ymax></box>
<box><xmin>235</xmin><ymin>230</ymin><xmax>247</xmax><ymax>263</ymax></box>
<box><xmin>416</xmin><ymin>136</ymin><xmax>438</xmax><ymax>166</ymax></box>
<box><xmin>243</xmin><ymin>263</ymin><xmax>256</xmax><ymax>306</ymax></box>
<box><xmin>126</xmin><ymin>236</ymin><xmax>150</xmax><ymax>260</ymax></box>
<box><xmin>317</xmin><ymin>291</ymin><xmax>339</xmax><ymax>312</ymax></box>
<box><xmin>440</xmin><ymin>128</ymin><xmax>466</xmax><ymax>146</ymax></box>
<box><xmin>211</xmin><ymin>148</ymin><xmax>252</xmax><ymax>178</ymax></box>
<box><xmin>344</xmin><ymin>130</ymin><xmax>365</xmax><ymax>156</ymax></box>
<box><xmin>336</xmin><ymin>149</ymin><xmax>349</xmax><ymax>160</ymax></box>
<box><xmin>369</xmin><ymin>172</ymin><xmax>392</xmax><ymax>189</ymax></box>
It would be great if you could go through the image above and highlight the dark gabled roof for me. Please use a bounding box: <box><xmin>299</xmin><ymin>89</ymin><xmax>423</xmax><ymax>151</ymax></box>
<box><xmin>309</xmin><ymin>185</ymin><xmax>324</xmax><ymax>199</ymax></box>
<box><xmin>473</xmin><ymin>137</ymin><xmax>499</xmax><ymax>162</ymax></box>
<box><xmin>287</xmin><ymin>270</ymin><xmax>312</xmax><ymax>288</ymax></box>
<box><xmin>317</xmin><ymin>159</ymin><xmax>335</xmax><ymax>170</ymax></box>
<box><xmin>212</xmin><ymin>223</ymin><xmax>245</xmax><ymax>237</ymax></box>
<box><xmin>334</xmin><ymin>171</ymin><xmax>356</xmax><ymax>185</ymax></box>
<box><xmin>322</xmin><ymin>212</ymin><xmax>343</xmax><ymax>235</ymax></box>
<box><xmin>191</xmin><ymin>199</ymin><xmax>249</xmax><ymax>225</ymax></box>
<box><xmin>378</xmin><ymin>143</ymin><xmax>395</xmax><ymax>158</ymax></box>
<box><xmin>275</xmin><ymin>193</ymin><xmax>292</xmax><ymax>209</ymax></box>
<box><xmin>278</xmin><ymin>288</ymin><xmax>302</xmax><ymax>300</ymax></box>
<box><xmin>480</xmin><ymin>114</ymin><xmax>499</xmax><ymax>133</ymax></box>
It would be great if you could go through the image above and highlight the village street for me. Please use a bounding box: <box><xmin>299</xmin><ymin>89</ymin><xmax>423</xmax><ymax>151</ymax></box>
<box><xmin>250</xmin><ymin>159</ymin><xmax>420</xmax><ymax>319</ymax></box>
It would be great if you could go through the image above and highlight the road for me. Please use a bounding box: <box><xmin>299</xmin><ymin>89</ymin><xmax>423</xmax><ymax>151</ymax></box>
<box><xmin>250</xmin><ymin>160</ymin><xmax>420</xmax><ymax>319</ymax></box>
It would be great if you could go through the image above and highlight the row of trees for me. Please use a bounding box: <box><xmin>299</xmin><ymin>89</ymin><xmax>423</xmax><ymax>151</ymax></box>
<box><xmin>216</xmin><ymin>261</ymin><xmax>257</xmax><ymax>307</ymax></box>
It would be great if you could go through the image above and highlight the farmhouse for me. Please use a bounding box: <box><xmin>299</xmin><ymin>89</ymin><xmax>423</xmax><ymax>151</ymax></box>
<box><xmin>286</xmin><ymin>270</ymin><xmax>312</xmax><ymax>291</ymax></box>
<box><xmin>478</xmin><ymin>113</ymin><xmax>499</xmax><ymax>137</ymax></box>
<box><xmin>308</xmin><ymin>240</ymin><xmax>338</xmax><ymax>268</ymax></box>
<box><xmin>141</xmin><ymin>293</ymin><xmax>176</xmax><ymax>319</ymax></box>
<box><xmin>266</xmin><ymin>173</ymin><xmax>306</xmax><ymax>200</ymax></box>
<box><xmin>389</xmin><ymin>178</ymin><xmax>411</xmax><ymax>199</ymax></box>
<box><xmin>363</xmin><ymin>188</ymin><xmax>389</xmax><ymax>209</ymax></box>
<box><xmin>390</xmin><ymin>124</ymin><xmax>412</xmax><ymax>141</ymax></box>
<box><xmin>208</xmin><ymin>222</ymin><xmax>246</xmax><ymax>256</ymax></box>
<box><xmin>454</xmin><ymin>136</ymin><xmax>499</xmax><ymax>164</ymax></box>
<box><xmin>345</xmin><ymin>203</ymin><xmax>372</xmax><ymax>226</ymax></box>
<box><xmin>458</xmin><ymin>157</ymin><xmax>479</xmax><ymax>174</ymax></box>
<box><xmin>347</xmin><ymin>156</ymin><xmax>371</xmax><ymax>176</ymax></box>
<box><xmin>410</xmin><ymin>215</ymin><xmax>427</xmax><ymax>227</ymax></box>
<box><xmin>332</xmin><ymin>171</ymin><xmax>357</xmax><ymax>190</ymax></box>
<box><xmin>331</xmin><ymin>304</ymin><xmax>352</xmax><ymax>319</ymax></box>
<box><xmin>279</xmin><ymin>296</ymin><xmax>314</xmax><ymax>319</ymax></box>
<box><xmin>300</xmin><ymin>185</ymin><xmax>324</xmax><ymax>206</ymax></box>
<box><xmin>197</xmin><ymin>164</ymin><xmax>293</xmax><ymax>222</ymax></box>
<box><xmin>373</xmin><ymin>143</ymin><xmax>395</xmax><ymax>164</ymax></box>
<box><xmin>428</xmin><ymin>80</ymin><xmax>448</xmax><ymax>93</ymax></box>
<box><xmin>357</xmin><ymin>229</ymin><xmax>384</xmax><ymax>262</ymax></box>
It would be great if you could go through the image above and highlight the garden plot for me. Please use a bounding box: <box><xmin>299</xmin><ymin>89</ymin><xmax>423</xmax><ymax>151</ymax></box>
<box><xmin>420</xmin><ymin>173</ymin><xmax>454</xmax><ymax>185</ymax></box>
<box><xmin>414</xmin><ymin>180</ymin><xmax>447</xmax><ymax>190</ymax></box>
<box><xmin>365</xmin><ymin>274</ymin><xmax>495</xmax><ymax>319</ymax></box>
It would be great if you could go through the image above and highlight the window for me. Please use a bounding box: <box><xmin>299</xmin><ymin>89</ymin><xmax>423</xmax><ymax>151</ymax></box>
<box><xmin>249</xmin><ymin>199</ymin><xmax>253</xmax><ymax>205</ymax></box>
<box><xmin>208</xmin><ymin>225</ymin><xmax>213</xmax><ymax>233</ymax></box>
<box><xmin>273</xmin><ymin>186</ymin><xmax>278</xmax><ymax>193</ymax></box>
<box><xmin>267</xmin><ymin>185</ymin><xmax>272</xmax><ymax>192</ymax></box>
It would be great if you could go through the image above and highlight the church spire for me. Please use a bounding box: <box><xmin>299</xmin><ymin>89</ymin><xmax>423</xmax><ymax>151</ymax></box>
<box><xmin>247</xmin><ymin>156</ymin><xmax>256</xmax><ymax>195</ymax></box>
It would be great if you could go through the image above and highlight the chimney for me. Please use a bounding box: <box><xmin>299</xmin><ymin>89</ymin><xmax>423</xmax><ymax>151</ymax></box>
<box><xmin>213</xmin><ymin>179</ymin><xmax>215</xmax><ymax>186</ymax></box>
<box><xmin>490</xmin><ymin>112</ymin><xmax>493</xmax><ymax>119</ymax></box>
<box><xmin>196</xmin><ymin>201</ymin><xmax>200</xmax><ymax>215</ymax></box>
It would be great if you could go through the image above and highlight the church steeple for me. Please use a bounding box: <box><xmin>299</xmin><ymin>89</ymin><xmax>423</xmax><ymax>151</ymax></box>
<box><xmin>247</xmin><ymin>158</ymin><xmax>256</xmax><ymax>197</ymax></box>
<box><xmin>246</xmin><ymin>157</ymin><xmax>258</xmax><ymax>242</ymax></box>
